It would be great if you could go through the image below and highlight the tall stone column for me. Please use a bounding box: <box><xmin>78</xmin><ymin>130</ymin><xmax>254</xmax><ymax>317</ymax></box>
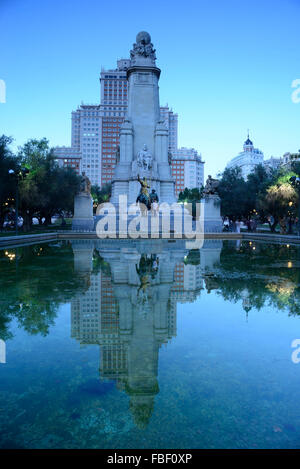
<box><xmin>110</xmin><ymin>31</ymin><xmax>176</xmax><ymax>209</ymax></box>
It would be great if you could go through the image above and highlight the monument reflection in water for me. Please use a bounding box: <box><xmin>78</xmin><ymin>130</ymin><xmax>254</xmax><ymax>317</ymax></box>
<box><xmin>70</xmin><ymin>239</ymin><xmax>221</xmax><ymax>428</ymax></box>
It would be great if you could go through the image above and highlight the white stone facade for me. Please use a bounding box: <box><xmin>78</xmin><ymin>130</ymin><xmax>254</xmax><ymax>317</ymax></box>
<box><xmin>263</xmin><ymin>156</ymin><xmax>282</xmax><ymax>172</ymax></box>
<box><xmin>226</xmin><ymin>136</ymin><xmax>264</xmax><ymax>179</ymax></box>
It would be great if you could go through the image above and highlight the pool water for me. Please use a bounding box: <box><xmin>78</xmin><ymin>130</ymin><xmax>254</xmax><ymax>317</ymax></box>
<box><xmin>0</xmin><ymin>238</ymin><xmax>300</xmax><ymax>449</ymax></box>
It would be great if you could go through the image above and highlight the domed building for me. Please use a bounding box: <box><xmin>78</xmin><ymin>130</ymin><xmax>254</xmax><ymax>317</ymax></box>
<box><xmin>226</xmin><ymin>133</ymin><xmax>264</xmax><ymax>179</ymax></box>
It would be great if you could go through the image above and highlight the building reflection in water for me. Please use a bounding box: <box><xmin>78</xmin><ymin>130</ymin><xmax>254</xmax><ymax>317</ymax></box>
<box><xmin>70</xmin><ymin>239</ymin><xmax>222</xmax><ymax>428</ymax></box>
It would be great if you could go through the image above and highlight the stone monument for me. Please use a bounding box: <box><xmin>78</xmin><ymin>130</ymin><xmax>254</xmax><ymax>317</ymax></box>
<box><xmin>110</xmin><ymin>31</ymin><xmax>177</xmax><ymax>208</ymax></box>
<box><xmin>72</xmin><ymin>172</ymin><xmax>94</xmax><ymax>231</ymax></box>
<box><xmin>201</xmin><ymin>175</ymin><xmax>223</xmax><ymax>232</ymax></box>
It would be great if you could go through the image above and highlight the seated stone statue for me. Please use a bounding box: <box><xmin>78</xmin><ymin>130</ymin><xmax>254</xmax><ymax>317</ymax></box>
<box><xmin>203</xmin><ymin>175</ymin><xmax>220</xmax><ymax>196</ymax></box>
<box><xmin>79</xmin><ymin>172</ymin><xmax>91</xmax><ymax>195</ymax></box>
<box><xmin>137</xmin><ymin>144</ymin><xmax>152</xmax><ymax>171</ymax></box>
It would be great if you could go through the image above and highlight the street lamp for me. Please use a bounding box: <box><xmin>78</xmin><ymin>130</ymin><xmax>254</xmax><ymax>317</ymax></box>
<box><xmin>8</xmin><ymin>167</ymin><xmax>29</xmax><ymax>236</ymax></box>
<box><xmin>289</xmin><ymin>176</ymin><xmax>300</xmax><ymax>236</ymax></box>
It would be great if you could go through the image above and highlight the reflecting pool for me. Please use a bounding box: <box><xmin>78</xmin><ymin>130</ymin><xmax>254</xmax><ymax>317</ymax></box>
<box><xmin>1</xmin><ymin>238</ymin><xmax>300</xmax><ymax>448</ymax></box>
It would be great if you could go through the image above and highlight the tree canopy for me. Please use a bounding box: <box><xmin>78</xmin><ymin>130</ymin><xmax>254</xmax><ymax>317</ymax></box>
<box><xmin>0</xmin><ymin>136</ymin><xmax>81</xmax><ymax>231</ymax></box>
<box><xmin>218</xmin><ymin>161</ymin><xmax>300</xmax><ymax>232</ymax></box>
<box><xmin>0</xmin><ymin>135</ymin><xmax>19</xmax><ymax>227</ymax></box>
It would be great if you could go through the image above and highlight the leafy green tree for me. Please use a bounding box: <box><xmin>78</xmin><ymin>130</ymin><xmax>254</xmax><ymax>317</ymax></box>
<box><xmin>0</xmin><ymin>135</ymin><xmax>19</xmax><ymax>229</ymax></box>
<box><xmin>17</xmin><ymin>139</ymin><xmax>81</xmax><ymax>229</ymax></box>
<box><xmin>39</xmin><ymin>165</ymin><xmax>80</xmax><ymax>225</ymax></box>
<box><xmin>91</xmin><ymin>183</ymin><xmax>112</xmax><ymax>213</ymax></box>
<box><xmin>258</xmin><ymin>173</ymin><xmax>298</xmax><ymax>233</ymax></box>
<box><xmin>178</xmin><ymin>187</ymin><xmax>203</xmax><ymax>202</ymax></box>
<box><xmin>245</xmin><ymin>164</ymin><xmax>276</xmax><ymax>224</ymax></box>
<box><xmin>218</xmin><ymin>167</ymin><xmax>249</xmax><ymax>220</ymax></box>
<box><xmin>290</xmin><ymin>152</ymin><xmax>300</xmax><ymax>174</ymax></box>
<box><xmin>246</xmin><ymin>164</ymin><xmax>274</xmax><ymax>209</ymax></box>
<box><xmin>178</xmin><ymin>187</ymin><xmax>203</xmax><ymax>219</ymax></box>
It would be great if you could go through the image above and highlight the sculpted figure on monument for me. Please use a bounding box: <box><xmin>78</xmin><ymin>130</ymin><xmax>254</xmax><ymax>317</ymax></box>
<box><xmin>79</xmin><ymin>172</ymin><xmax>91</xmax><ymax>195</ymax></box>
<box><xmin>203</xmin><ymin>175</ymin><xmax>220</xmax><ymax>196</ymax></box>
<box><xmin>136</xmin><ymin>174</ymin><xmax>151</xmax><ymax>213</ymax></box>
<box><xmin>150</xmin><ymin>189</ymin><xmax>159</xmax><ymax>217</ymax></box>
<box><xmin>130</xmin><ymin>31</ymin><xmax>156</xmax><ymax>61</ymax></box>
<box><xmin>137</xmin><ymin>144</ymin><xmax>152</xmax><ymax>171</ymax></box>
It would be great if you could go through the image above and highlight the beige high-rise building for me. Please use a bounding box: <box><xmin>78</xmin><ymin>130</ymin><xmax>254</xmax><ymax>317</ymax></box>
<box><xmin>171</xmin><ymin>147</ymin><xmax>204</xmax><ymax>196</ymax></box>
<box><xmin>160</xmin><ymin>105</ymin><xmax>178</xmax><ymax>154</ymax></box>
<box><xmin>54</xmin><ymin>104</ymin><xmax>102</xmax><ymax>186</ymax></box>
<box><xmin>54</xmin><ymin>56</ymin><xmax>205</xmax><ymax>193</ymax></box>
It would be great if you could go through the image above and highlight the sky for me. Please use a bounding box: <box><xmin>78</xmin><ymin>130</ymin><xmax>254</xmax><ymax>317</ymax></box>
<box><xmin>0</xmin><ymin>0</ymin><xmax>300</xmax><ymax>177</ymax></box>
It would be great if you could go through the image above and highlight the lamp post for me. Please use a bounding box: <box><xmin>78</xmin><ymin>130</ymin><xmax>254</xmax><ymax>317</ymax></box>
<box><xmin>8</xmin><ymin>168</ymin><xmax>29</xmax><ymax>236</ymax></box>
<box><xmin>289</xmin><ymin>176</ymin><xmax>300</xmax><ymax>236</ymax></box>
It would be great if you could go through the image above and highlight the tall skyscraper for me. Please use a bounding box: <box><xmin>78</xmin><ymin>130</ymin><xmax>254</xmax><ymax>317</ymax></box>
<box><xmin>171</xmin><ymin>147</ymin><xmax>204</xmax><ymax>196</ymax></box>
<box><xmin>99</xmin><ymin>59</ymin><xmax>129</xmax><ymax>186</ymax></box>
<box><xmin>54</xmin><ymin>59</ymin><xmax>205</xmax><ymax>193</ymax></box>
<box><xmin>54</xmin><ymin>104</ymin><xmax>102</xmax><ymax>186</ymax></box>
<box><xmin>160</xmin><ymin>105</ymin><xmax>178</xmax><ymax>154</ymax></box>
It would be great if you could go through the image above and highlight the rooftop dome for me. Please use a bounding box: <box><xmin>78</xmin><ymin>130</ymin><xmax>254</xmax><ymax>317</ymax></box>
<box><xmin>244</xmin><ymin>137</ymin><xmax>253</xmax><ymax>146</ymax></box>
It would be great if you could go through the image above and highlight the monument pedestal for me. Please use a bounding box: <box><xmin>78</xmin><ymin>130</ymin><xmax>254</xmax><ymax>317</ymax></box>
<box><xmin>202</xmin><ymin>195</ymin><xmax>223</xmax><ymax>233</ymax></box>
<box><xmin>110</xmin><ymin>32</ymin><xmax>177</xmax><ymax>210</ymax></box>
<box><xmin>72</xmin><ymin>193</ymin><xmax>94</xmax><ymax>231</ymax></box>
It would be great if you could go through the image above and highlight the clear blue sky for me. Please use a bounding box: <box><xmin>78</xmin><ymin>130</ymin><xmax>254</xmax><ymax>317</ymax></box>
<box><xmin>0</xmin><ymin>0</ymin><xmax>299</xmax><ymax>176</ymax></box>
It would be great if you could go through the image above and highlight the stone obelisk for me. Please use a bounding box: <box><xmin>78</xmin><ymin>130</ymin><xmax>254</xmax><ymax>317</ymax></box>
<box><xmin>110</xmin><ymin>31</ymin><xmax>176</xmax><ymax>208</ymax></box>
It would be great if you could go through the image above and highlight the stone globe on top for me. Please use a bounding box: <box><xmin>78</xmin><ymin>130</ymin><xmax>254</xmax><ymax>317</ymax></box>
<box><xmin>129</xmin><ymin>31</ymin><xmax>157</xmax><ymax>66</ymax></box>
<box><xmin>136</xmin><ymin>31</ymin><xmax>151</xmax><ymax>45</ymax></box>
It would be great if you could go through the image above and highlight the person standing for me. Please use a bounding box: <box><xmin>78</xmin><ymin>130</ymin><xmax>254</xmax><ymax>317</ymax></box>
<box><xmin>235</xmin><ymin>220</ymin><xmax>241</xmax><ymax>233</ymax></box>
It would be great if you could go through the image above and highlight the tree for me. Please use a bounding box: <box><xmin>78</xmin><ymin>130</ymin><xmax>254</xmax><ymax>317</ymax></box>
<box><xmin>17</xmin><ymin>139</ymin><xmax>81</xmax><ymax>229</ymax></box>
<box><xmin>0</xmin><ymin>135</ymin><xmax>19</xmax><ymax>229</ymax></box>
<box><xmin>290</xmin><ymin>155</ymin><xmax>300</xmax><ymax>176</ymax></box>
<box><xmin>178</xmin><ymin>187</ymin><xmax>203</xmax><ymax>219</ymax></box>
<box><xmin>178</xmin><ymin>187</ymin><xmax>203</xmax><ymax>203</ymax></box>
<box><xmin>258</xmin><ymin>175</ymin><xmax>298</xmax><ymax>233</ymax></box>
<box><xmin>246</xmin><ymin>164</ymin><xmax>276</xmax><ymax>224</ymax></box>
<box><xmin>218</xmin><ymin>167</ymin><xmax>249</xmax><ymax>220</ymax></box>
<box><xmin>91</xmin><ymin>183</ymin><xmax>112</xmax><ymax>212</ymax></box>
<box><xmin>39</xmin><ymin>165</ymin><xmax>80</xmax><ymax>225</ymax></box>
